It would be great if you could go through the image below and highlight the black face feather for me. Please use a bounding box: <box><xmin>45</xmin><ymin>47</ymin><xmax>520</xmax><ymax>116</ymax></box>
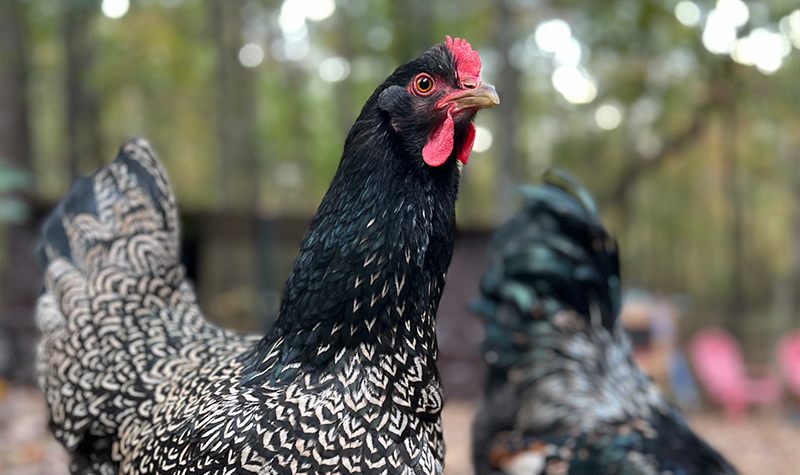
<box><xmin>376</xmin><ymin>45</ymin><xmax>476</xmax><ymax>149</ymax></box>
<box><xmin>349</xmin><ymin>43</ymin><xmax>475</xmax><ymax>172</ymax></box>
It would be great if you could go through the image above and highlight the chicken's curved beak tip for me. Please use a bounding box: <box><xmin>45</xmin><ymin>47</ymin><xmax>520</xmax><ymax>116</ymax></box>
<box><xmin>444</xmin><ymin>82</ymin><xmax>500</xmax><ymax>113</ymax></box>
<box><xmin>477</xmin><ymin>82</ymin><xmax>500</xmax><ymax>107</ymax></box>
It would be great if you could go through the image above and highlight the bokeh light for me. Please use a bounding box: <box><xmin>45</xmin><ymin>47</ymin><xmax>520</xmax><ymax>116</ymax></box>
<box><xmin>238</xmin><ymin>44</ymin><xmax>265</xmax><ymax>68</ymax></box>
<box><xmin>595</xmin><ymin>104</ymin><xmax>623</xmax><ymax>130</ymax></box>
<box><xmin>675</xmin><ymin>1</ymin><xmax>701</xmax><ymax>27</ymax></box>
<box><xmin>732</xmin><ymin>28</ymin><xmax>791</xmax><ymax>74</ymax></box>
<box><xmin>319</xmin><ymin>57</ymin><xmax>351</xmax><ymax>82</ymax></box>
<box><xmin>555</xmin><ymin>38</ymin><xmax>582</xmax><ymax>66</ymax></box>
<box><xmin>304</xmin><ymin>0</ymin><xmax>336</xmax><ymax>22</ymax></box>
<box><xmin>284</xmin><ymin>38</ymin><xmax>310</xmax><ymax>62</ymax></box>
<box><xmin>367</xmin><ymin>27</ymin><xmax>393</xmax><ymax>51</ymax></box>
<box><xmin>275</xmin><ymin>162</ymin><xmax>302</xmax><ymax>189</ymax></box>
<box><xmin>101</xmin><ymin>0</ymin><xmax>130</xmax><ymax>19</ymax></box>
<box><xmin>279</xmin><ymin>0</ymin><xmax>336</xmax><ymax>36</ymax></box>
<box><xmin>472</xmin><ymin>126</ymin><xmax>493</xmax><ymax>153</ymax></box>
<box><xmin>716</xmin><ymin>0</ymin><xmax>749</xmax><ymax>28</ymax></box>
<box><xmin>636</xmin><ymin>131</ymin><xmax>663</xmax><ymax>159</ymax></box>
<box><xmin>779</xmin><ymin>10</ymin><xmax>800</xmax><ymax>49</ymax></box>
<box><xmin>534</xmin><ymin>20</ymin><xmax>572</xmax><ymax>54</ymax></box>
<box><xmin>702</xmin><ymin>9</ymin><xmax>738</xmax><ymax>54</ymax></box>
<box><xmin>552</xmin><ymin>66</ymin><xmax>597</xmax><ymax>104</ymax></box>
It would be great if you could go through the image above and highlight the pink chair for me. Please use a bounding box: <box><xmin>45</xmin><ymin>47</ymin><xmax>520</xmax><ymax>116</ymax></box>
<box><xmin>777</xmin><ymin>332</ymin><xmax>800</xmax><ymax>398</ymax></box>
<box><xmin>689</xmin><ymin>328</ymin><xmax>782</xmax><ymax>420</ymax></box>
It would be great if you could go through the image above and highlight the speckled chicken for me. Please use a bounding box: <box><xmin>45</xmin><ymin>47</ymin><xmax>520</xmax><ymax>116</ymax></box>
<box><xmin>471</xmin><ymin>171</ymin><xmax>737</xmax><ymax>475</ymax></box>
<box><xmin>36</xmin><ymin>37</ymin><xmax>498</xmax><ymax>475</ymax></box>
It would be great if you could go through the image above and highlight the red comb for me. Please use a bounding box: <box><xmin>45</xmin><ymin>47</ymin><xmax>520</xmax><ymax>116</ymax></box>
<box><xmin>445</xmin><ymin>36</ymin><xmax>481</xmax><ymax>81</ymax></box>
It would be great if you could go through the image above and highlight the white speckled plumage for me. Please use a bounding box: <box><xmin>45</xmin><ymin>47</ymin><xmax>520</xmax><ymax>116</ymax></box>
<box><xmin>37</xmin><ymin>139</ymin><xmax>445</xmax><ymax>475</ymax></box>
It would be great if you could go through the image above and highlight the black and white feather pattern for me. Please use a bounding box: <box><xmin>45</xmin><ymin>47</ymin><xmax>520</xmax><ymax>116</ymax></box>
<box><xmin>36</xmin><ymin>139</ymin><xmax>446</xmax><ymax>475</ymax></box>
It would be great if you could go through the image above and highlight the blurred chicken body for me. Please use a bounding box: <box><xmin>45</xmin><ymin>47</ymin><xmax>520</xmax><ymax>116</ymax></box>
<box><xmin>472</xmin><ymin>171</ymin><xmax>737</xmax><ymax>475</ymax></box>
<box><xmin>36</xmin><ymin>38</ymin><xmax>497</xmax><ymax>475</ymax></box>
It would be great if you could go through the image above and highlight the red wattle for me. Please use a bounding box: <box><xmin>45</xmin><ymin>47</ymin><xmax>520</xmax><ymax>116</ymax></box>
<box><xmin>422</xmin><ymin>111</ymin><xmax>455</xmax><ymax>167</ymax></box>
<box><xmin>458</xmin><ymin>123</ymin><xmax>476</xmax><ymax>165</ymax></box>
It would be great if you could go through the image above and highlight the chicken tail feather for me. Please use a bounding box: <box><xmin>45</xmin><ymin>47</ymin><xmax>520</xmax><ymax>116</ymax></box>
<box><xmin>476</xmin><ymin>168</ymin><xmax>620</xmax><ymax>335</ymax></box>
<box><xmin>38</xmin><ymin>138</ymin><xmax>180</xmax><ymax>279</ymax></box>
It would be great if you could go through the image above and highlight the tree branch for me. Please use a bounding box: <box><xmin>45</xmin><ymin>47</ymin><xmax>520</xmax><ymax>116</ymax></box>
<box><xmin>600</xmin><ymin>104</ymin><xmax>710</xmax><ymax>207</ymax></box>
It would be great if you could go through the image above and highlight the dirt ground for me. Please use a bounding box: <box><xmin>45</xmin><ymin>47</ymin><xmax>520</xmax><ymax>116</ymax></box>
<box><xmin>1</xmin><ymin>385</ymin><xmax>798</xmax><ymax>475</ymax></box>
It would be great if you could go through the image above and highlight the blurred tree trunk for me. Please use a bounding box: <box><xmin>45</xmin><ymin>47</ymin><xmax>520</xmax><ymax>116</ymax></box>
<box><xmin>64</xmin><ymin>0</ymin><xmax>103</xmax><ymax>179</ymax></box>
<box><xmin>0</xmin><ymin>0</ymin><xmax>32</xmax><ymax>169</ymax></box>
<box><xmin>493</xmin><ymin>0</ymin><xmax>521</xmax><ymax>221</ymax></box>
<box><xmin>282</xmin><ymin>64</ymin><xmax>309</xmax><ymax>197</ymax></box>
<box><xmin>206</xmin><ymin>0</ymin><xmax>262</xmax><ymax>331</ymax></box>
<box><xmin>392</xmin><ymin>0</ymin><xmax>433</xmax><ymax>61</ymax></box>
<box><xmin>334</xmin><ymin>11</ymin><xmax>356</xmax><ymax>135</ymax></box>
<box><xmin>775</xmin><ymin>153</ymin><xmax>800</xmax><ymax>332</ymax></box>
<box><xmin>722</xmin><ymin>64</ymin><xmax>745</xmax><ymax>339</ymax></box>
<box><xmin>211</xmin><ymin>0</ymin><xmax>258</xmax><ymax>211</ymax></box>
<box><xmin>0</xmin><ymin>0</ymin><xmax>38</xmax><ymax>383</ymax></box>
<box><xmin>793</xmin><ymin>181</ymin><xmax>800</xmax><ymax>324</ymax></box>
<box><xmin>772</xmin><ymin>235</ymin><xmax>799</xmax><ymax>334</ymax></box>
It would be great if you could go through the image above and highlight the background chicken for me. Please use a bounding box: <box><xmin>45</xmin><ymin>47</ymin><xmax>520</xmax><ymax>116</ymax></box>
<box><xmin>471</xmin><ymin>171</ymin><xmax>738</xmax><ymax>475</ymax></box>
<box><xmin>36</xmin><ymin>37</ymin><xmax>497</xmax><ymax>475</ymax></box>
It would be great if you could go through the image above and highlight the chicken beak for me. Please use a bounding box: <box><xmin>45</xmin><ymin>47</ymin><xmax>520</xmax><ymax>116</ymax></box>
<box><xmin>440</xmin><ymin>82</ymin><xmax>500</xmax><ymax>113</ymax></box>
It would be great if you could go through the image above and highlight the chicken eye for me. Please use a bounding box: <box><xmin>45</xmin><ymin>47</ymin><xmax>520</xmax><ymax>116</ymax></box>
<box><xmin>414</xmin><ymin>74</ymin><xmax>434</xmax><ymax>94</ymax></box>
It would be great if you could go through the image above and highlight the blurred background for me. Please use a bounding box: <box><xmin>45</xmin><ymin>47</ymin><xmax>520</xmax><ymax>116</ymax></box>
<box><xmin>0</xmin><ymin>0</ymin><xmax>798</xmax><ymax>474</ymax></box>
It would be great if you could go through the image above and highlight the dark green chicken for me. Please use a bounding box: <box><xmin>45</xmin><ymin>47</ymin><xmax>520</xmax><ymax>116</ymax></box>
<box><xmin>472</xmin><ymin>170</ymin><xmax>738</xmax><ymax>475</ymax></box>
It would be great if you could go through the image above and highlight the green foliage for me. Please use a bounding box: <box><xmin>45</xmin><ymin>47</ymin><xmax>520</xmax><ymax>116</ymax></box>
<box><xmin>0</xmin><ymin>161</ymin><xmax>32</xmax><ymax>224</ymax></box>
